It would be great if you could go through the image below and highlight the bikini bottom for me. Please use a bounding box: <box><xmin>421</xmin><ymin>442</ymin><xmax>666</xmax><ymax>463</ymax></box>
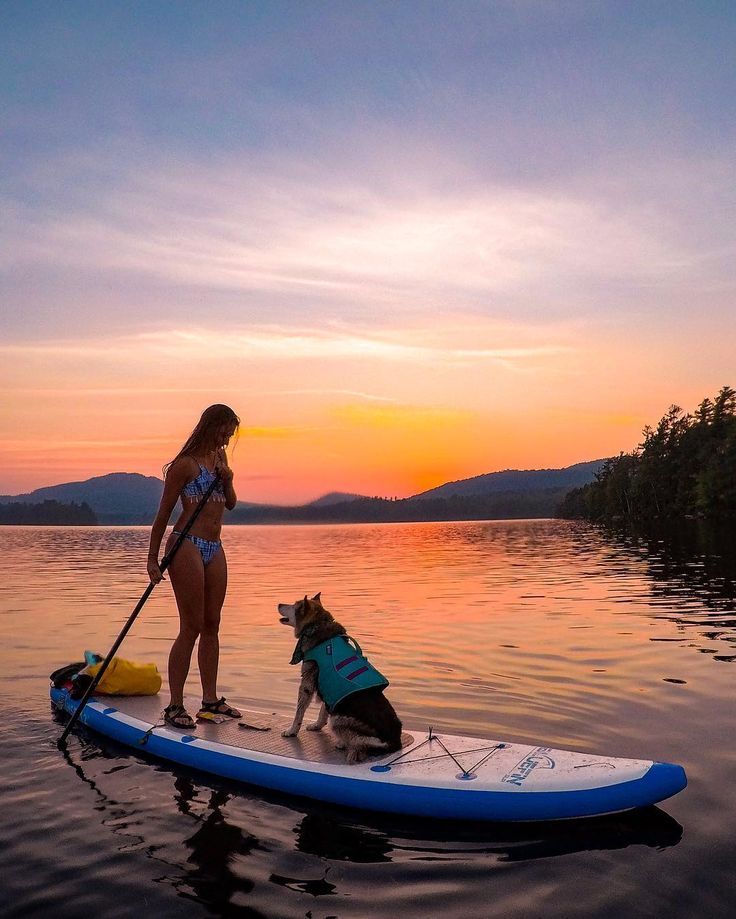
<box><xmin>172</xmin><ymin>531</ymin><xmax>222</xmax><ymax>566</ymax></box>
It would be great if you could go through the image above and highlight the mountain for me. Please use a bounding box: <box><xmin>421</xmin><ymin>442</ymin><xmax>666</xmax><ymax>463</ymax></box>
<box><xmin>411</xmin><ymin>460</ymin><xmax>605</xmax><ymax>500</ymax></box>
<box><xmin>227</xmin><ymin>461</ymin><xmax>606</xmax><ymax>524</ymax></box>
<box><xmin>228</xmin><ymin>489</ymin><xmax>575</xmax><ymax>524</ymax></box>
<box><xmin>0</xmin><ymin>461</ymin><xmax>605</xmax><ymax>525</ymax></box>
<box><xmin>0</xmin><ymin>473</ymin><xmax>164</xmax><ymax>525</ymax></box>
<box><xmin>306</xmin><ymin>491</ymin><xmax>365</xmax><ymax>507</ymax></box>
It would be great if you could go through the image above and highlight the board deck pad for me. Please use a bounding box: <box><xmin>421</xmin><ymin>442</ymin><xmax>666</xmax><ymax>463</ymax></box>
<box><xmin>93</xmin><ymin>694</ymin><xmax>415</xmax><ymax>765</ymax></box>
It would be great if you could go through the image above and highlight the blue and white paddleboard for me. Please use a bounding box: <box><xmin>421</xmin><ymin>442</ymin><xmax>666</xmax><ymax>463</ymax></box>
<box><xmin>51</xmin><ymin>688</ymin><xmax>686</xmax><ymax>822</ymax></box>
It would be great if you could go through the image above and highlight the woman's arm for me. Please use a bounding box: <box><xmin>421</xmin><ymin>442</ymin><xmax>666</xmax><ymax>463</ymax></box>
<box><xmin>147</xmin><ymin>458</ymin><xmax>193</xmax><ymax>583</ymax></box>
<box><xmin>216</xmin><ymin>447</ymin><xmax>237</xmax><ymax>510</ymax></box>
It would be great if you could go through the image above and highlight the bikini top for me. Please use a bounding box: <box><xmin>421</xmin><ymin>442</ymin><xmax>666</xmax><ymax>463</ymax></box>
<box><xmin>181</xmin><ymin>463</ymin><xmax>226</xmax><ymax>502</ymax></box>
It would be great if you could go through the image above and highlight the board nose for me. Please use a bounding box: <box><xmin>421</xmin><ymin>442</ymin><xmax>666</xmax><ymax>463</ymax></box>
<box><xmin>649</xmin><ymin>762</ymin><xmax>688</xmax><ymax>800</ymax></box>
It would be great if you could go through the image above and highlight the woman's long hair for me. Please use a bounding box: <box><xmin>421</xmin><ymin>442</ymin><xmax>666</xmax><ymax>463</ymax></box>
<box><xmin>163</xmin><ymin>404</ymin><xmax>240</xmax><ymax>476</ymax></box>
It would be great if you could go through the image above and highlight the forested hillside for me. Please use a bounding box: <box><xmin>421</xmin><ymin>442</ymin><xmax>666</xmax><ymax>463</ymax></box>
<box><xmin>559</xmin><ymin>387</ymin><xmax>736</xmax><ymax>522</ymax></box>
<box><xmin>0</xmin><ymin>500</ymin><xmax>98</xmax><ymax>525</ymax></box>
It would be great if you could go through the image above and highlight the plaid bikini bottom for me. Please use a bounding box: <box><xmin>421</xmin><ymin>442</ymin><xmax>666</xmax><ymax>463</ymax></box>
<box><xmin>172</xmin><ymin>531</ymin><xmax>222</xmax><ymax>566</ymax></box>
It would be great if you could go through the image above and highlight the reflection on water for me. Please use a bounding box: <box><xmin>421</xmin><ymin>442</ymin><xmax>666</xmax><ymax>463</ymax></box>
<box><xmin>174</xmin><ymin>780</ymin><xmax>263</xmax><ymax>912</ymax></box>
<box><xmin>294</xmin><ymin>812</ymin><xmax>393</xmax><ymax>863</ymax></box>
<box><xmin>601</xmin><ymin>521</ymin><xmax>736</xmax><ymax>664</ymax></box>
<box><xmin>53</xmin><ymin>708</ymin><xmax>683</xmax><ymax>890</ymax></box>
<box><xmin>1</xmin><ymin>519</ymin><xmax>735</xmax><ymax>918</ymax></box>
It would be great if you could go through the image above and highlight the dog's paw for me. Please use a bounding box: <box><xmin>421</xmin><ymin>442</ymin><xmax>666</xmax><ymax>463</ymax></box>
<box><xmin>281</xmin><ymin>728</ymin><xmax>298</xmax><ymax>738</ymax></box>
<box><xmin>306</xmin><ymin>722</ymin><xmax>324</xmax><ymax>732</ymax></box>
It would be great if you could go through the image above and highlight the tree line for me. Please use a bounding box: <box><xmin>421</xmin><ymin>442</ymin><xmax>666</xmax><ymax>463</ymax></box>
<box><xmin>0</xmin><ymin>500</ymin><xmax>98</xmax><ymax>525</ymax></box>
<box><xmin>228</xmin><ymin>488</ymin><xmax>571</xmax><ymax>525</ymax></box>
<box><xmin>558</xmin><ymin>386</ymin><xmax>736</xmax><ymax>522</ymax></box>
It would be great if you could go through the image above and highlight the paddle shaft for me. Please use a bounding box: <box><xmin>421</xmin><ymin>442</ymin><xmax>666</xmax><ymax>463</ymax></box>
<box><xmin>57</xmin><ymin>473</ymin><xmax>222</xmax><ymax>747</ymax></box>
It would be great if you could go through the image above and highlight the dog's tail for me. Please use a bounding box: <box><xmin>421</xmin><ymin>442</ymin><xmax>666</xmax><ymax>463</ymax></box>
<box><xmin>362</xmin><ymin>733</ymin><xmax>403</xmax><ymax>755</ymax></box>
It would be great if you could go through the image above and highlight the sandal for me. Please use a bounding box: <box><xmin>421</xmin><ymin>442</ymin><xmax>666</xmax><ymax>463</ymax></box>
<box><xmin>163</xmin><ymin>704</ymin><xmax>196</xmax><ymax>730</ymax></box>
<box><xmin>198</xmin><ymin>697</ymin><xmax>242</xmax><ymax>719</ymax></box>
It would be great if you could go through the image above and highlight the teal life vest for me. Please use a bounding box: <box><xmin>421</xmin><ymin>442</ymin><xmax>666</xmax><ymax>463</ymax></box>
<box><xmin>300</xmin><ymin>635</ymin><xmax>389</xmax><ymax>711</ymax></box>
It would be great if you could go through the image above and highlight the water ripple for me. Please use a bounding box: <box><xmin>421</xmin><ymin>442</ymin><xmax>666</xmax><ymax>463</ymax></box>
<box><xmin>1</xmin><ymin>520</ymin><xmax>734</xmax><ymax>917</ymax></box>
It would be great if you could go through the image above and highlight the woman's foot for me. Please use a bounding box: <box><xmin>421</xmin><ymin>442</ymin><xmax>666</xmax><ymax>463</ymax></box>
<box><xmin>163</xmin><ymin>703</ymin><xmax>196</xmax><ymax>729</ymax></box>
<box><xmin>198</xmin><ymin>697</ymin><xmax>242</xmax><ymax>719</ymax></box>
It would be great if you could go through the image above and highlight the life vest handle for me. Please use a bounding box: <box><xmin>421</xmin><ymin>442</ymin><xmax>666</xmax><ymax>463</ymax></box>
<box><xmin>343</xmin><ymin>634</ymin><xmax>363</xmax><ymax>656</ymax></box>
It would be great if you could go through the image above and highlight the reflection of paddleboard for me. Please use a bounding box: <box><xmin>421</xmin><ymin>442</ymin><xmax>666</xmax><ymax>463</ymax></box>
<box><xmin>50</xmin><ymin>688</ymin><xmax>686</xmax><ymax>822</ymax></box>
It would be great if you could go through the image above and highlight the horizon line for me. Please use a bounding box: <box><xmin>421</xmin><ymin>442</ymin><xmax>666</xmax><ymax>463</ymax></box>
<box><xmin>0</xmin><ymin>457</ymin><xmax>606</xmax><ymax>507</ymax></box>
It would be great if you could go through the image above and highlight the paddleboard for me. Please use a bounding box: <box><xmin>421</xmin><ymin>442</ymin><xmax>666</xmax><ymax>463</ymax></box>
<box><xmin>50</xmin><ymin>688</ymin><xmax>686</xmax><ymax>822</ymax></box>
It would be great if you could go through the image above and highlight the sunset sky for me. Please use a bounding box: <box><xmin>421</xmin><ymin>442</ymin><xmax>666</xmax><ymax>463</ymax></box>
<box><xmin>2</xmin><ymin>1</ymin><xmax>734</xmax><ymax>503</ymax></box>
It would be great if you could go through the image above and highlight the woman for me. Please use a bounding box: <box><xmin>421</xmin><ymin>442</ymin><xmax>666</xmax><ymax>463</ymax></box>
<box><xmin>147</xmin><ymin>404</ymin><xmax>241</xmax><ymax>729</ymax></box>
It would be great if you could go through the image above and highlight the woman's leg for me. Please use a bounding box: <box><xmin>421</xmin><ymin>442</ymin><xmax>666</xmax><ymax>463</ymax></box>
<box><xmin>166</xmin><ymin>536</ymin><xmax>206</xmax><ymax>707</ymax></box>
<box><xmin>199</xmin><ymin>545</ymin><xmax>227</xmax><ymax>703</ymax></box>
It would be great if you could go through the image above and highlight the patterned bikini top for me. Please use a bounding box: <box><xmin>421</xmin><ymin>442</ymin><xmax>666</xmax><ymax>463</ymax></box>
<box><xmin>181</xmin><ymin>463</ymin><xmax>226</xmax><ymax>503</ymax></box>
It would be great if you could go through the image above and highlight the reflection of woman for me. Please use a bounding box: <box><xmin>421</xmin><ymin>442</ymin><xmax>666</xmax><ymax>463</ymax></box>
<box><xmin>147</xmin><ymin>404</ymin><xmax>241</xmax><ymax>729</ymax></box>
<box><xmin>173</xmin><ymin>776</ymin><xmax>258</xmax><ymax>910</ymax></box>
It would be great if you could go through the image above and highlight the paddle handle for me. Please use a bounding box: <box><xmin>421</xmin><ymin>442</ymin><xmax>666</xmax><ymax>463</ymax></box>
<box><xmin>57</xmin><ymin>474</ymin><xmax>221</xmax><ymax>747</ymax></box>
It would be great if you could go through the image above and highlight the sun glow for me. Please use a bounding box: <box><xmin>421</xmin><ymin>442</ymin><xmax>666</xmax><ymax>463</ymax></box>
<box><xmin>2</xmin><ymin>7</ymin><xmax>734</xmax><ymax>502</ymax></box>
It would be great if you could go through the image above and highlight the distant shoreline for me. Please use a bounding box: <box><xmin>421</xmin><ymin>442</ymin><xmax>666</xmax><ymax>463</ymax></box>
<box><xmin>1</xmin><ymin>516</ymin><xmax>561</xmax><ymax>529</ymax></box>
<box><xmin>1</xmin><ymin>461</ymin><xmax>604</xmax><ymax>526</ymax></box>
<box><xmin>0</xmin><ymin>500</ymin><xmax>97</xmax><ymax>526</ymax></box>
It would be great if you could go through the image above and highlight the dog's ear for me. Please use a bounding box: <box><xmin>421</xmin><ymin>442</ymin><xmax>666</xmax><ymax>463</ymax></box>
<box><xmin>312</xmin><ymin>592</ymin><xmax>322</xmax><ymax>604</ymax></box>
<box><xmin>294</xmin><ymin>596</ymin><xmax>307</xmax><ymax>630</ymax></box>
<box><xmin>295</xmin><ymin>595</ymin><xmax>316</xmax><ymax>636</ymax></box>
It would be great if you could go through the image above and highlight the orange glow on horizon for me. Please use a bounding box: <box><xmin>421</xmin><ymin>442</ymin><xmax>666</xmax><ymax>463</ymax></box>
<box><xmin>2</xmin><ymin>318</ymin><xmax>731</xmax><ymax>502</ymax></box>
<box><xmin>0</xmin><ymin>392</ymin><xmax>681</xmax><ymax>503</ymax></box>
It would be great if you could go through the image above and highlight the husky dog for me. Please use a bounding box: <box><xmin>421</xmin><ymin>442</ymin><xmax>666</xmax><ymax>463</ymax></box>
<box><xmin>277</xmin><ymin>593</ymin><xmax>402</xmax><ymax>764</ymax></box>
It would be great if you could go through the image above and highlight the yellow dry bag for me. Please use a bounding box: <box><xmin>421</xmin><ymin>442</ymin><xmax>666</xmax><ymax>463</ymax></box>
<box><xmin>83</xmin><ymin>656</ymin><xmax>162</xmax><ymax>695</ymax></box>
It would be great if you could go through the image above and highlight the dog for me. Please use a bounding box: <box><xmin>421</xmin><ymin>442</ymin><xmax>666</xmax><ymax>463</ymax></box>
<box><xmin>277</xmin><ymin>593</ymin><xmax>402</xmax><ymax>764</ymax></box>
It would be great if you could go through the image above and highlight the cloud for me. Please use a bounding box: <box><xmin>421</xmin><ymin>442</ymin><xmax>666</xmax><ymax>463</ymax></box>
<box><xmin>0</xmin><ymin>322</ymin><xmax>572</xmax><ymax>369</ymax></box>
<box><xmin>266</xmin><ymin>389</ymin><xmax>401</xmax><ymax>403</ymax></box>
<box><xmin>330</xmin><ymin>402</ymin><xmax>474</xmax><ymax>430</ymax></box>
<box><xmin>240</xmin><ymin>425</ymin><xmax>299</xmax><ymax>439</ymax></box>
<box><xmin>2</xmin><ymin>146</ymin><xmax>711</xmax><ymax>330</ymax></box>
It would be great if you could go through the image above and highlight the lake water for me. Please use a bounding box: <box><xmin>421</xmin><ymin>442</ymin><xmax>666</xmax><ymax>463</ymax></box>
<box><xmin>0</xmin><ymin>519</ymin><xmax>734</xmax><ymax>918</ymax></box>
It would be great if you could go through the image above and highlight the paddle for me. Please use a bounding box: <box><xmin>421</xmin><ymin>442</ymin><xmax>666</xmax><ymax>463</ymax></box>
<box><xmin>57</xmin><ymin>472</ymin><xmax>221</xmax><ymax>747</ymax></box>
